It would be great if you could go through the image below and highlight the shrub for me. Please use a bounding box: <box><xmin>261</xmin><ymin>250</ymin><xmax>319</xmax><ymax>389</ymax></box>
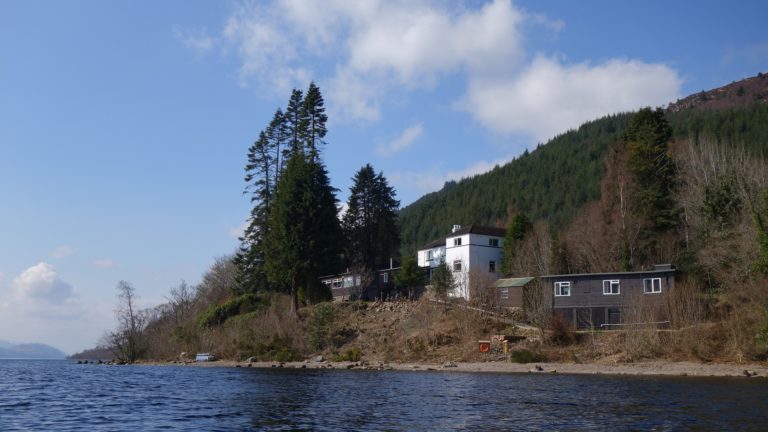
<box><xmin>308</xmin><ymin>302</ymin><xmax>335</xmax><ymax>351</ymax></box>
<box><xmin>252</xmin><ymin>335</ymin><xmax>299</xmax><ymax>362</ymax></box>
<box><xmin>548</xmin><ymin>314</ymin><xmax>576</xmax><ymax>346</ymax></box>
<box><xmin>333</xmin><ymin>347</ymin><xmax>362</xmax><ymax>362</ymax></box>
<box><xmin>509</xmin><ymin>348</ymin><xmax>546</xmax><ymax>363</ymax></box>
<box><xmin>197</xmin><ymin>293</ymin><xmax>268</xmax><ymax>329</ymax></box>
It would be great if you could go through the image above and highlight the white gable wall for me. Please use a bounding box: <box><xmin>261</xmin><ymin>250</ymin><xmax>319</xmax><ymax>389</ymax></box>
<box><xmin>444</xmin><ymin>233</ymin><xmax>503</xmax><ymax>300</ymax></box>
<box><xmin>418</xmin><ymin>245</ymin><xmax>445</xmax><ymax>268</ymax></box>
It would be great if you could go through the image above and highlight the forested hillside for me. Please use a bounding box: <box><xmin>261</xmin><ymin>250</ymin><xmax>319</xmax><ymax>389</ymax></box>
<box><xmin>399</xmin><ymin>73</ymin><xmax>768</xmax><ymax>253</ymax></box>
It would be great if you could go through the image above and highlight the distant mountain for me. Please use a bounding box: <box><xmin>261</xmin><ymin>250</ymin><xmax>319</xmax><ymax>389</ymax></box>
<box><xmin>0</xmin><ymin>343</ymin><xmax>67</xmax><ymax>359</ymax></box>
<box><xmin>668</xmin><ymin>72</ymin><xmax>768</xmax><ymax>113</ymax></box>
<box><xmin>69</xmin><ymin>346</ymin><xmax>114</xmax><ymax>361</ymax></box>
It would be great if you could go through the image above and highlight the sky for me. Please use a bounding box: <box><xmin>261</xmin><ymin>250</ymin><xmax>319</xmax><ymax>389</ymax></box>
<box><xmin>1</xmin><ymin>0</ymin><xmax>766</xmax><ymax>354</ymax></box>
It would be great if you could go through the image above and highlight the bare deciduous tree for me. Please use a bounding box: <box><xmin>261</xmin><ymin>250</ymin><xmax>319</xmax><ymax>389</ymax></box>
<box><xmin>103</xmin><ymin>280</ymin><xmax>147</xmax><ymax>363</ymax></box>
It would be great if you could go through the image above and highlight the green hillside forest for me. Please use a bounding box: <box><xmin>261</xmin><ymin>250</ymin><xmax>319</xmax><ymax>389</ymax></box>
<box><xmin>399</xmin><ymin>76</ymin><xmax>768</xmax><ymax>254</ymax></box>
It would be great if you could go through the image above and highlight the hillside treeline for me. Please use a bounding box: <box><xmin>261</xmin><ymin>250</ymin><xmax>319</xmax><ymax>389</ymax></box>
<box><xmin>399</xmin><ymin>104</ymin><xmax>768</xmax><ymax>254</ymax></box>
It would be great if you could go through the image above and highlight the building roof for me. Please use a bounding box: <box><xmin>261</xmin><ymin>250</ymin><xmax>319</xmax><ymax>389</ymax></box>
<box><xmin>540</xmin><ymin>267</ymin><xmax>675</xmax><ymax>279</ymax></box>
<box><xmin>421</xmin><ymin>238</ymin><xmax>445</xmax><ymax>250</ymax></box>
<box><xmin>495</xmin><ymin>277</ymin><xmax>535</xmax><ymax>288</ymax></box>
<box><xmin>449</xmin><ymin>224</ymin><xmax>506</xmax><ymax>238</ymax></box>
<box><xmin>418</xmin><ymin>224</ymin><xmax>506</xmax><ymax>250</ymax></box>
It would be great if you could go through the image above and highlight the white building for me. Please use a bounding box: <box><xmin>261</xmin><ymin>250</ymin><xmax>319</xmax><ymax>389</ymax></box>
<box><xmin>417</xmin><ymin>224</ymin><xmax>506</xmax><ymax>299</ymax></box>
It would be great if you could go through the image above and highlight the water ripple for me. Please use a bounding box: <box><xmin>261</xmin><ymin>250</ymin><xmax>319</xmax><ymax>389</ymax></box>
<box><xmin>0</xmin><ymin>360</ymin><xmax>767</xmax><ymax>430</ymax></box>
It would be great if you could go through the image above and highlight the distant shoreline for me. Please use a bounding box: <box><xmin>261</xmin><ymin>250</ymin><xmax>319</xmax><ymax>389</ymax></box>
<box><xmin>127</xmin><ymin>359</ymin><xmax>768</xmax><ymax>378</ymax></box>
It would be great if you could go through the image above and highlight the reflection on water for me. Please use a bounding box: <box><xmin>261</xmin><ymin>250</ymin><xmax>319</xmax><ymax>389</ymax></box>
<box><xmin>0</xmin><ymin>360</ymin><xmax>766</xmax><ymax>431</ymax></box>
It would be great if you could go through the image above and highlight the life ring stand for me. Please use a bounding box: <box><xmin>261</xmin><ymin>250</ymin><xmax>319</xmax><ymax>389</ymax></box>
<box><xmin>478</xmin><ymin>340</ymin><xmax>491</xmax><ymax>353</ymax></box>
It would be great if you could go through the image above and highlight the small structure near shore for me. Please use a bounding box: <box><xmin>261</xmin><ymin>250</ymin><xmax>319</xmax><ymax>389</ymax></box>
<box><xmin>195</xmin><ymin>353</ymin><xmax>215</xmax><ymax>362</ymax></box>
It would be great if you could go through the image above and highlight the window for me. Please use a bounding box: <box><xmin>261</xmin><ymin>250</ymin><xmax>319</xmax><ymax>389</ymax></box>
<box><xmin>427</xmin><ymin>250</ymin><xmax>434</xmax><ymax>261</ymax></box>
<box><xmin>453</xmin><ymin>237</ymin><xmax>462</xmax><ymax>246</ymax></box>
<box><xmin>382</xmin><ymin>272</ymin><xmax>388</xmax><ymax>283</ymax></box>
<box><xmin>489</xmin><ymin>238</ymin><xmax>499</xmax><ymax>247</ymax></box>
<box><xmin>554</xmin><ymin>281</ymin><xmax>571</xmax><ymax>296</ymax></box>
<box><xmin>500</xmin><ymin>288</ymin><xmax>509</xmax><ymax>299</ymax></box>
<box><xmin>643</xmin><ymin>278</ymin><xmax>662</xmax><ymax>294</ymax></box>
<box><xmin>489</xmin><ymin>260</ymin><xmax>496</xmax><ymax>273</ymax></box>
<box><xmin>602</xmin><ymin>280</ymin><xmax>620</xmax><ymax>295</ymax></box>
<box><xmin>453</xmin><ymin>260</ymin><xmax>462</xmax><ymax>272</ymax></box>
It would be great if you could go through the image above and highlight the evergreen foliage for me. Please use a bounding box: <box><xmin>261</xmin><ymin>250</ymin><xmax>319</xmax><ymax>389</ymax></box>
<box><xmin>235</xmin><ymin>131</ymin><xmax>275</xmax><ymax>294</ymax></box>
<box><xmin>236</xmin><ymin>83</ymin><xmax>338</xmax><ymax>299</ymax></box>
<box><xmin>669</xmin><ymin>104</ymin><xmax>768</xmax><ymax>156</ymax></box>
<box><xmin>264</xmin><ymin>153</ymin><xmax>343</xmax><ymax>312</ymax></box>
<box><xmin>285</xmin><ymin>89</ymin><xmax>304</xmax><ymax>155</ymax></box>
<box><xmin>501</xmin><ymin>213</ymin><xmax>532</xmax><ymax>275</ymax></box>
<box><xmin>702</xmin><ymin>173</ymin><xmax>742</xmax><ymax>231</ymax></box>
<box><xmin>399</xmin><ymin>113</ymin><xmax>634</xmax><ymax>253</ymax></box>
<box><xmin>308</xmin><ymin>302</ymin><xmax>335</xmax><ymax>350</ymax></box>
<box><xmin>342</xmin><ymin>164</ymin><xmax>400</xmax><ymax>272</ymax></box>
<box><xmin>624</xmin><ymin>107</ymin><xmax>678</xmax><ymax>232</ymax></box>
<box><xmin>399</xmin><ymin>105</ymin><xmax>768</xmax><ymax>256</ymax></box>
<box><xmin>299</xmin><ymin>82</ymin><xmax>328</xmax><ymax>160</ymax></box>
<box><xmin>430</xmin><ymin>260</ymin><xmax>455</xmax><ymax>299</ymax></box>
<box><xmin>196</xmin><ymin>293</ymin><xmax>267</xmax><ymax>329</ymax></box>
<box><xmin>395</xmin><ymin>255</ymin><xmax>425</xmax><ymax>298</ymax></box>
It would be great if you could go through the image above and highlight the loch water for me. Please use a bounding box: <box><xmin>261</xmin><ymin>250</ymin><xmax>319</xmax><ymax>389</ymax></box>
<box><xmin>1</xmin><ymin>359</ymin><xmax>767</xmax><ymax>431</ymax></box>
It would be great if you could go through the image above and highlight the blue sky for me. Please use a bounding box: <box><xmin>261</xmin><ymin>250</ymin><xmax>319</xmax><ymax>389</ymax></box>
<box><xmin>1</xmin><ymin>0</ymin><xmax>766</xmax><ymax>353</ymax></box>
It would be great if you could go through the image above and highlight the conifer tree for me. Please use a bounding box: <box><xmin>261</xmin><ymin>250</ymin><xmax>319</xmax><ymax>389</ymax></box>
<box><xmin>266</xmin><ymin>108</ymin><xmax>288</xmax><ymax>179</ymax></box>
<box><xmin>624</xmin><ymin>107</ymin><xmax>678</xmax><ymax>232</ymax></box>
<box><xmin>235</xmin><ymin>130</ymin><xmax>277</xmax><ymax>293</ymax></box>
<box><xmin>395</xmin><ymin>255</ymin><xmax>424</xmax><ymax>299</ymax></box>
<box><xmin>430</xmin><ymin>260</ymin><xmax>454</xmax><ymax>299</ymax></box>
<box><xmin>501</xmin><ymin>213</ymin><xmax>532</xmax><ymax>275</ymax></box>
<box><xmin>342</xmin><ymin>164</ymin><xmax>400</xmax><ymax>273</ymax></box>
<box><xmin>299</xmin><ymin>82</ymin><xmax>328</xmax><ymax>161</ymax></box>
<box><xmin>265</xmin><ymin>153</ymin><xmax>343</xmax><ymax>313</ymax></box>
<box><xmin>284</xmin><ymin>89</ymin><xmax>304</xmax><ymax>156</ymax></box>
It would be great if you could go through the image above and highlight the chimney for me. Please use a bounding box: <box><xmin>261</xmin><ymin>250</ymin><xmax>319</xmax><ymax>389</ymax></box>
<box><xmin>452</xmin><ymin>224</ymin><xmax>462</xmax><ymax>233</ymax></box>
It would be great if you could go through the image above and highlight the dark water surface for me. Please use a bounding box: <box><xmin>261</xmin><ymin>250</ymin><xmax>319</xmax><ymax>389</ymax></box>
<box><xmin>1</xmin><ymin>360</ymin><xmax>766</xmax><ymax>431</ymax></box>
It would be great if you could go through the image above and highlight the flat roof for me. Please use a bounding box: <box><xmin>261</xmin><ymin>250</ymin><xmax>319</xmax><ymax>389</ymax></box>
<box><xmin>495</xmin><ymin>277</ymin><xmax>535</xmax><ymax>288</ymax></box>
<box><xmin>540</xmin><ymin>268</ymin><xmax>675</xmax><ymax>279</ymax></box>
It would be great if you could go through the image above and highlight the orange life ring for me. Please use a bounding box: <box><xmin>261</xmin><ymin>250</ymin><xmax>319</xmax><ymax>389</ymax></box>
<box><xmin>479</xmin><ymin>342</ymin><xmax>490</xmax><ymax>353</ymax></box>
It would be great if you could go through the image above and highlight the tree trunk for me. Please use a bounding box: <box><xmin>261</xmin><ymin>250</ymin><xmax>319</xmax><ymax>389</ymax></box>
<box><xmin>291</xmin><ymin>277</ymin><xmax>299</xmax><ymax>315</ymax></box>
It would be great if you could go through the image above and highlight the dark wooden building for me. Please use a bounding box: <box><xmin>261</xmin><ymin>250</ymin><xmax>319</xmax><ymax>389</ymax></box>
<box><xmin>494</xmin><ymin>277</ymin><xmax>534</xmax><ymax>309</ymax></box>
<box><xmin>541</xmin><ymin>264</ymin><xmax>675</xmax><ymax>329</ymax></box>
<box><xmin>319</xmin><ymin>265</ymin><xmax>403</xmax><ymax>301</ymax></box>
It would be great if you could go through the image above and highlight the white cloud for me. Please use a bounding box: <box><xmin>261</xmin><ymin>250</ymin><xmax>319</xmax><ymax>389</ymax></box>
<box><xmin>11</xmin><ymin>262</ymin><xmax>78</xmax><ymax>309</ymax></box>
<box><xmin>174</xmin><ymin>28</ymin><xmax>216</xmax><ymax>54</ymax></box>
<box><xmin>50</xmin><ymin>245</ymin><xmax>75</xmax><ymax>259</ymax></box>
<box><xmin>187</xmin><ymin>0</ymin><xmax>682</xmax><ymax>141</ymax></box>
<box><xmin>94</xmin><ymin>259</ymin><xmax>115</xmax><ymax>268</ymax></box>
<box><xmin>377</xmin><ymin>123</ymin><xmax>423</xmax><ymax>156</ymax></box>
<box><xmin>462</xmin><ymin>56</ymin><xmax>682</xmax><ymax>143</ymax></box>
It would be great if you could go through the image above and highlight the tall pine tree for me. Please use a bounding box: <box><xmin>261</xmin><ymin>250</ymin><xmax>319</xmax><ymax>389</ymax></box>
<box><xmin>624</xmin><ymin>107</ymin><xmax>678</xmax><ymax>232</ymax></box>
<box><xmin>284</xmin><ymin>88</ymin><xmax>304</xmax><ymax>156</ymax></box>
<box><xmin>342</xmin><ymin>164</ymin><xmax>400</xmax><ymax>273</ymax></box>
<box><xmin>501</xmin><ymin>213</ymin><xmax>532</xmax><ymax>275</ymax></box>
<box><xmin>266</xmin><ymin>108</ymin><xmax>288</xmax><ymax>179</ymax></box>
<box><xmin>265</xmin><ymin>153</ymin><xmax>343</xmax><ymax>313</ymax></box>
<box><xmin>299</xmin><ymin>82</ymin><xmax>328</xmax><ymax>161</ymax></box>
<box><xmin>234</xmin><ymin>131</ymin><xmax>277</xmax><ymax>293</ymax></box>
